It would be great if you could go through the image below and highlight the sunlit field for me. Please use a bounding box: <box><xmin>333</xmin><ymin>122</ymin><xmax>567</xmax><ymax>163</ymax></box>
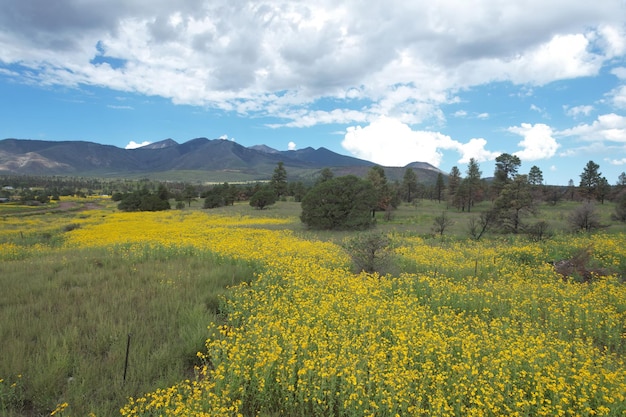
<box><xmin>1</xmin><ymin>198</ymin><xmax>625</xmax><ymax>416</ymax></box>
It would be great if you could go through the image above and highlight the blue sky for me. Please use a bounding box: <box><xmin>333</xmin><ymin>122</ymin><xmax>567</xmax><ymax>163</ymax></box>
<box><xmin>1</xmin><ymin>1</ymin><xmax>626</xmax><ymax>185</ymax></box>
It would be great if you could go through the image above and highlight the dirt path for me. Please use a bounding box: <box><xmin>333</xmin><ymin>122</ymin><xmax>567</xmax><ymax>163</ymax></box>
<box><xmin>2</xmin><ymin>200</ymin><xmax>105</xmax><ymax>216</ymax></box>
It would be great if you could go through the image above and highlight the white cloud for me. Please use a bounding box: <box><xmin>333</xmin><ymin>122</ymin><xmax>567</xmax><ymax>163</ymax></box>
<box><xmin>125</xmin><ymin>140</ymin><xmax>151</xmax><ymax>149</ymax></box>
<box><xmin>477</xmin><ymin>113</ymin><xmax>489</xmax><ymax>119</ymax></box>
<box><xmin>508</xmin><ymin>123</ymin><xmax>560</xmax><ymax>161</ymax></box>
<box><xmin>455</xmin><ymin>138</ymin><xmax>500</xmax><ymax>163</ymax></box>
<box><xmin>453</xmin><ymin>110</ymin><xmax>467</xmax><ymax>117</ymax></box>
<box><xmin>608</xmin><ymin>85</ymin><xmax>626</xmax><ymax>109</ymax></box>
<box><xmin>288</xmin><ymin>141</ymin><xmax>297</xmax><ymax>150</ymax></box>
<box><xmin>559</xmin><ymin>113</ymin><xmax>626</xmax><ymax>143</ymax></box>
<box><xmin>0</xmin><ymin>0</ymin><xmax>623</xmax><ymax>128</ymax></box>
<box><xmin>597</xmin><ymin>24</ymin><xmax>626</xmax><ymax>58</ymax></box>
<box><xmin>341</xmin><ymin>116</ymin><xmax>499</xmax><ymax>167</ymax></box>
<box><xmin>107</xmin><ymin>104</ymin><xmax>133</xmax><ymax>110</ymax></box>
<box><xmin>608</xmin><ymin>157</ymin><xmax>626</xmax><ymax>165</ymax></box>
<box><xmin>564</xmin><ymin>105</ymin><xmax>593</xmax><ymax>117</ymax></box>
<box><xmin>612</xmin><ymin>67</ymin><xmax>626</xmax><ymax>79</ymax></box>
<box><xmin>509</xmin><ymin>34</ymin><xmax>602</xmax><ymax>84</ymax></box>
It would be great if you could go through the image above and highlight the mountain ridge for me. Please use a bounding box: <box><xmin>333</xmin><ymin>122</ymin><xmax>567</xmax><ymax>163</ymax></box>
<box><xmin>0</xmin><ymin>138</ymin><xmax>444</xmax><ymax>183</ymax></box>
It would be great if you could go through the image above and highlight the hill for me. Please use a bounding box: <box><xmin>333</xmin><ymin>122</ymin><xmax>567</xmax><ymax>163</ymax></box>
<box><xmin>0</xmin><ymin>138</ymin><xmax>444</xmax><ymax>183</ymax></box>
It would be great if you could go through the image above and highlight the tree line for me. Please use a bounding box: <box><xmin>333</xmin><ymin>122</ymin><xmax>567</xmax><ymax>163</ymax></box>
<box><xmin>2</xmin><ymin>159</ymin><xmax>626</xmax><ymax>235</ymax></box>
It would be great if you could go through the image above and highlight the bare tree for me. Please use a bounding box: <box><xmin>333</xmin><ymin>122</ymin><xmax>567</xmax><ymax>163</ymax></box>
<box><xmin>568</xmin><ymin>202</ymin><xmax>603</xmax><ymax>232</ymax></box>
<box><xmin>432</xmin><ymin>211</ymin><xmax>454</xmax><ymax>237</ymax></box>
<box><xmin>468</xmin><ymin>209</ymin><xmax>497</xmax><ymax>240</ymax></box>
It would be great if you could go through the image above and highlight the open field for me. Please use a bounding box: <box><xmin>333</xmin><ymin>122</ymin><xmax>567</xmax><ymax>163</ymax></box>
<box><xmin>1</xmin><ymin>198</ymin><xmax>625</xmax><ymax>416</ymax></box>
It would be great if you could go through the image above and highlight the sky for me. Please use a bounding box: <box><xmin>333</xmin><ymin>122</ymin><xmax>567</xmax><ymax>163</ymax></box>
<box><xmin>1</xmin><ymin>1</ymin><xmax>626</xmax><ymax>185</ymax></box>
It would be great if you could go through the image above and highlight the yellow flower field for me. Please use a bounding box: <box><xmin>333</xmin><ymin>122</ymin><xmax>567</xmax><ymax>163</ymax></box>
<box><xmin>25</xmin><ymin>210</ymin><xmax>626</xmax><ymax>415</ymax></box>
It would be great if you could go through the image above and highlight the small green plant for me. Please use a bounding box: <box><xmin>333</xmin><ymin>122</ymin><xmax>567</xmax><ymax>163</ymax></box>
<box><xmin>342</xmin><ymin>231</ymin><xmax>393</xmax><ymax>275</ymax></box>
<box><xmin>0</xmin><ymin>374</ymin><xmax>25</xmax><ymax>414</ymax></box>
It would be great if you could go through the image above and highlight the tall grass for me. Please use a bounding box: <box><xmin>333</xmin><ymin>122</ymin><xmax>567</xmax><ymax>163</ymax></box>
<box><xmin>0</xmin><ymin>244</ymin><xmax>258</xmax><ymax>416</ymax></box>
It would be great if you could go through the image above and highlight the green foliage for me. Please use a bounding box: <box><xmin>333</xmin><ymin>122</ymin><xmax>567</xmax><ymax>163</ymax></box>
<box><xmin>342</xmin><ymin>231</ymin><xmax>393</xmax><ymax>274</ymax></box>
<box><xmin>367</xmin><ymin>166</ymin><xmax>395</xmax><ymax>212</ymax></box>
<box><xmin>315</xmin><ymin>168</ymin><xmax>334</xmax><ymax>185</ymax></box>
<box><xmin>204</xmin><ymin>183</ymin><xmax>237</xmax><ymax>209</ymax></box>
<box><xmin>493</xmin><ymin>174</ymin><xmax>534</xmax><ymax>233</ymax></box>
<box><xmin>401</xmin><ymin>168</ymin><xmax>418</xmax><ymax>202</ymax></box>
<box><xmin>528</xmin><ymin>165</ymin><xmax>544</xmax><ymax>185</ymax></box>
<box><xmin>249</xmin><ymin>186</ymin><xmax>277</xmax><ymax>210</ymax></box>
<box><xmin>612</xmin><ymin>191</ymin><xmax>626</xmax><ymax>222</ymax></box>
<box><xmin>270</xmin><ymin>162</ymin><xmax>288</xmax><ymax>198</ymax></box>
<box><xmin>181</xmin><ymin>184</ymin><xmax>198</xmax><ymax>207</ymax></box>
<box><xmin>300</xmin><ymin>175</ymin><xmax>376</xmax><ymax>230</ymax></box>
<box><xmin>579</xmin><ymin>160</ymin><xmax>602</xmax><ymax>201</ymax></box>
<box><xmin>117</xmin><ymin>186</ymin><xmax>171</xmax><ymax>211</ymax></box>
<box><xmin>464</xmin><ymin>158</ymin><xmax>482</xmax><ymax>212</ymax></box>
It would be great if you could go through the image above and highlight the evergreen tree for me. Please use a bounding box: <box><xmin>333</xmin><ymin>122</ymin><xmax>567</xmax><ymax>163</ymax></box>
<box><xmin>270</xmin><ymin>162</ymin><xmax>288</xmax><ymax>198</ymax></box>
<box><xmin>300</xmin><ymin>175</ymin><xmax>376</xmax><ymax>230</ymax></box>
<box><xmin>367</xmin><ymin>166</ymin><xmax>393</xmax><ymax>214</ymax></box>
<box><xmin>579</xmin><ymin>160</ymin><xmax>602</xmax><ymax>201</ymax></box>
<box><xmin>493</xmin><ymin>174</ymin><xmax>534</xmax><ymax>234</ymax></box>
<box><xmin>528</xmin><ymin>165</ymin><xmax>544</xmax><ymax>185</ymax></box>
<box><xmin>465</xmin><ymin>158</ymin><xmax>482</xmax><ymax>212</ymax></box>
<box><xmin>182</xmin><ymin>184</ymin><xmax>198</xmax><ymax>207</ymax></box>
<box><xmin>315</xmin><ymin>168</ymin><xmax>334</xmax><ymax>185</ymax></box>
<box><xmin>597</xmin><ymin>177</ymin><xmax>610</xmax><ymax>204</ymax></box>
<box><xmin>493</xmin><ymin>153</ymin><xmax>521</xmax><ymax>196</ymax></box>
<box><xmin>447</xmin><ymin>166</ymin><xmax>461</xmax><ymax>209</ymax></box>
<box><xmin>435</xmin><ymin>172</ymin><xmax>446</xmax><ymax>203</ymax></box>
<box><xmin>401</xmin><ymin>168</ymin><xmax>418</xmax><ymax>202</ymax></box>
<box><xmin>249</xmin><ymin>186</ymin><xmax>277</xmax><ymax>210</ymax></box>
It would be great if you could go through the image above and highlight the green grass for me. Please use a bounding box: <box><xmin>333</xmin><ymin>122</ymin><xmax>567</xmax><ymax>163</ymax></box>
<box><xmin>1</xmin><ymin>195</ymin><xmax>625</xmax><ymax>416</ymax></box>
<box><xmin>0</xmin><ymin>245</ymin><xmax>258</xmax><ymax>417</ymax></box>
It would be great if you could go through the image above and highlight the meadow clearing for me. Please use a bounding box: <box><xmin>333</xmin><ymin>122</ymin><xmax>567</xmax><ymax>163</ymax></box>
<box><xmin>0</xmin><ymin>197</ymin><xmax>625</xmax><ymax>416</ymax></box>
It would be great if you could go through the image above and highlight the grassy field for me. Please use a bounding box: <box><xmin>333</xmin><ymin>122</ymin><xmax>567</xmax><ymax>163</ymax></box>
<box><xmin>0</xmin><ymin>197</ymin><xmax>625</xmax><ymax>416</ymax></box>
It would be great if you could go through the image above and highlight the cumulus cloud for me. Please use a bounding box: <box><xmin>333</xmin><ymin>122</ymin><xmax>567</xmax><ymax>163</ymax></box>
<box><xmin>607</xmin><ymin>85</ymin><xmax>626</xmax><ymax>109</ymax></box>
<box><xmin>608</xmin><ymin>157</ymin><xmax>626</xmax><ymax>165</ymax></box>
<box><xmin>125</xmin><ymin>140</ymin><xmax>151</xmax><ymax>149</ymax></box>
<box><xmin>612</xmin><ymin>67</ymin><xmax>626</xmax><ymax>79</ymax></box>
<box><xmin>341</xmin><ymin>116</ymin><xmax>499</xmax><ymax>167</ymax></box>
<box><xmin>564</xmin><ymin>105</ymin><xmax>593</xmax><ymax>117</ymax></box>
<box><xmin>508</xmin><ymin>123</ymin><xmax>560</xmax><ymax>161</ymax></box>
<box><xmin>288</xmin><ymin>141</ymin><xmax>296</xmax><ymax>150</ymax></box>
<box><xmin>559</xmin><ymin>113</ymin><xmax>626</xmax><ymax>143</ymax></box>
<box><xmin>0</xmin><ymin>0</ymin><xmax>624</xmax><ymax>128</ymax></box>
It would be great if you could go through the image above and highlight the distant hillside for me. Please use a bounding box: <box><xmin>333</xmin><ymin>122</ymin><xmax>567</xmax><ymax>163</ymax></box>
<box><xmin>0</xmin><ymin>138</ymin><xmax>444</xmax><ymax>183</ymax></box>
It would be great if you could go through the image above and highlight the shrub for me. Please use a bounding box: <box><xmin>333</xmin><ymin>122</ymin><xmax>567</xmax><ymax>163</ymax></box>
<box><xmin>342</xmin><ymin>231</ymin><xmax>393</xmax><ymax>274</ymax></box>
<box><xmin>568</xmin><ymin>202</ymin><xmax>602</xmax><ymax>232</ymax></box>
<box><xmin>249</xmin><ymin>187</ymin><xmax>277</xmax><ymax>210</ymax></box>
<box><xmin>300</xmin><ymin>175</ymin><xmax>376</xmax><ymax>230</ymax></box>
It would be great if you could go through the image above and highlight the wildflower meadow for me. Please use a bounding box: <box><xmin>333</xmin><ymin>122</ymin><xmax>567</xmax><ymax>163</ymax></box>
<box><xmin>1</xmin><ymin>200</ymin><xmax>625</xmax><ymax>416</ymax></box>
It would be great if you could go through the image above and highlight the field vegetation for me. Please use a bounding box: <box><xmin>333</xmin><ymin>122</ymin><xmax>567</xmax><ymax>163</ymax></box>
<box><xmin>0</xmin><ymin>194</ymin><xmax>625</xmax><ymax>416</ymax></box>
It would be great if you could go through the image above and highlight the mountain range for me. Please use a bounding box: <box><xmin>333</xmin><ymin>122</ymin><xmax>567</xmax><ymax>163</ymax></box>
<box><xmin>0</xmin><ymin>138</ymin><xmax>443</xmax><ymax>183</ymax></box>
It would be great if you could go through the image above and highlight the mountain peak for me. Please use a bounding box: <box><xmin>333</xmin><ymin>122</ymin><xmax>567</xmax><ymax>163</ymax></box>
<box><xmin>249</xmin><ymin>144</ymin><xmax>279</xmax><ymax>154</ymax></box>
<box><xmin>139</xmin><ymin>138</ymin><xmax>178</xmax><ymax>149</ymax></box>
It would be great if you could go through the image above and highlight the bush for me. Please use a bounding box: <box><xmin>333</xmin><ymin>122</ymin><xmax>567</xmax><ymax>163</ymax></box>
<box><xmin>249</xmin><ymin>187</ymin><xmax>277</xmax><ymax>210</ymax></box>
<box><xmin>568</xmin><ymin>202</ymin><xmax>603</xmax><ymax>232</ymax></box>
<box><xmin>342</xmin><ymin>231</ymin><xmax>393</xmax><ymax>275</ymax></box>
<box><xmin>300</xmin><ymin>175</ymin><xmax>376</xmax><ymax>230</ymax></box>
<box><xmin>611</xmin><ymin>191</ymin><xmax>626</xmax><ymax>222</ymax></box>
